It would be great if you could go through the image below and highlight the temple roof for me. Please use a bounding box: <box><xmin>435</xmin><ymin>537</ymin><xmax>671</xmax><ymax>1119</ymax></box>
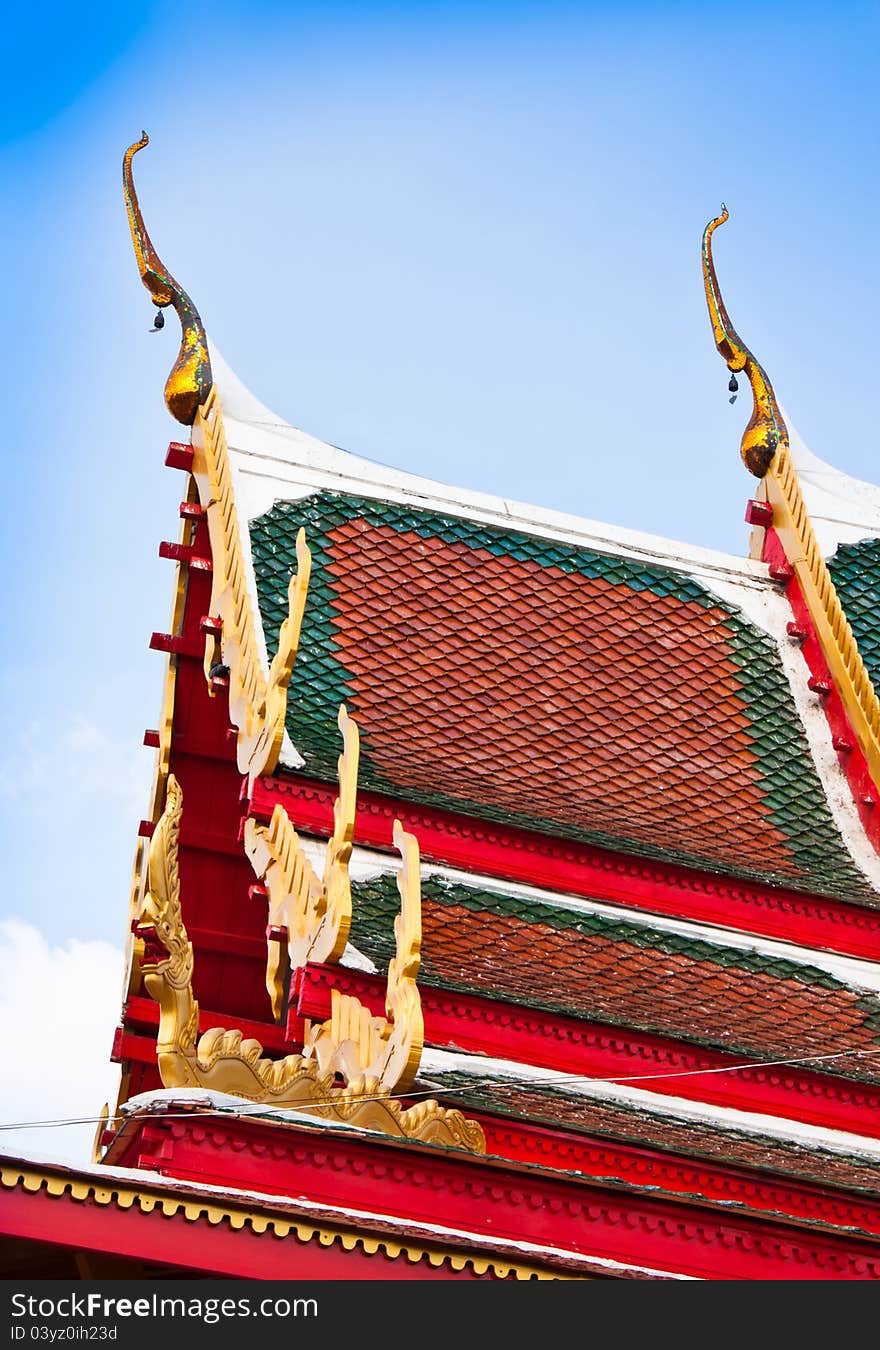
<box><xmin>422</xmin><ymin>1051</ymin><xmax>880</xmax><ymax>1201</ymax></box>
<box><xmin>341</xmin><ymin>859</ymin><xmax>880</xmax><ymax>1080</ymax></box>
<box><xmin>211</xmin><ymin>345</ymin><xmax>880</xmax><ymax>904</ymax></box>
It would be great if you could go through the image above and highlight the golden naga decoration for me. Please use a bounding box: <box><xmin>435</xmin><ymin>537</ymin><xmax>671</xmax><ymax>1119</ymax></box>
<box><xmin>303</xmin><ymin>820</ymin><xmax>425</xmax><ymax>1094</ymax></box>
<box><xmin>244</xmin><ymin>705</ymin><xmax>359</xmax><ymax>1018</ymax></box>
<box><xmin>123</xmin><ymin>134</ymin><xmax>213</xmax><ymax>425</ymax></box>
<box><xmin>703</xmin><ymin>208</ymin><xmax>880</xmax><ymax>793</ymax></box>
<box><xmin>135</xmin><ymin>775</ymin><xmax>484</xmax><ymax>1151</ymax></box>
<box><xmin>702</xmin><ymin>206</ymin><xmax>788</xmax><ymax>478</ymax></box>
<box><xmin>191</xmin><ymin>385</ymin><xmax>309</xmax><ymax>779</ymax></box>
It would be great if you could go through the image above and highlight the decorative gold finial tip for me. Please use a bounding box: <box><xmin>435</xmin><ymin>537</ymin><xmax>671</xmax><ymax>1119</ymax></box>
<box><xmin>122</xmin><ymin>127</ymin><xmax>213</xmax><ymax>425</ymax></box>
<box><xmin>704</xmin><ymin>204</ymin><xmax>729</xmax><ymax>234</ymax></box>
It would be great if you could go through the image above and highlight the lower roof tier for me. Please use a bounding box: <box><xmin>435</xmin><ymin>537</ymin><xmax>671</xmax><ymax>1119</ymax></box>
<box><xmin>421</xmin><ymin>1049</ymin><xmax>880</xmax><ymax>1205</ymax></box>
<box><xmin>341</xmin><ymin>864</ymin><xmax>880</xmax><ymax>1084</ymax></box>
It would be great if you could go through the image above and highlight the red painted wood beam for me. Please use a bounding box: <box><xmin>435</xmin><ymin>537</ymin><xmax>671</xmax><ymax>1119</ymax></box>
<box><xmin>0</xmin><ymin>1179</ymin><xmax>486</xmax><ymax>1281</ymax></box>
<box><xmin>149</xmin><ymin>631</ymin><xmax>204</xmax><ymax>659</ymax></box>
<box><xmin>475</xmin><ymin>1114</ymin><xmax>880</xmax><ymax>1241</ymax></box>
<box><xmin>108</xmin><ymin>1113</ymin><xmax>880</xmax><ymax>1280</ymax></box>
<box><xmin>178</xmin><ymin>822</ymin><xmax>250</xmax><ymax>859</ymax></box>
<box><xmin>110</xmin><ymin>1027</ymin><xmax>160</xmax><ymax>1066</ymax></box>
<box><xmin>249</xmin><ymin>775</ymin><xmax>880</xmax><ymax>962</ymax></box>
<box><xmin>122</xmin><ymin>996</ymin><xmax>290</xmax><ymax>1055</ymax></box>
<box><xmin>165</xmin><ymin>441</ymin><xmax>194</xmax><ymax>472</ymax></box>
<box><xmin>158</xmin><ymin>540</ymin><xmax>213</xmax><ymax>570</ymax></box>
<box><xmin>99</xmin><ymin>1036</ymin><xmax>880</xmax><ymax>1249</ymax></box>
<box><xmin>186</xmin><ymin>925</ymin><xmax>267</xmax><ymax>962</ymax></box>
<box><xmin>293</xmin><ymin>963</ymin><xmax>880</xmax><ymax>1139</ymax></box>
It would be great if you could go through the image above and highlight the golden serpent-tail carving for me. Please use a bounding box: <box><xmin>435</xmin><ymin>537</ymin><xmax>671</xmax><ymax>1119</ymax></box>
<box><xmin>191</xmin><ymin>386</ymin><xmax>308</xmax><ymax>778</ymax></box>
<box><xmin>244</xmin><ymin>705</ymin><xmax>358</xmax><ymax>1018</ymax></box>
<box><xmin>123</xmin><ymin>134</ymin><xmax>212</xmax><ymax>425</ymax></box>
<box><xmin>702</xmin><ymin>207</ymin><xmax>787</xmax><ymax>478</ymax></box>
<box><xmin>134</xmin><ymin>776</ymin><xmax>484</xmax><ymax>1151</ymax></box>
<box><xmin>303</xmin><ymin>820</ymin><xmax>424</xmax><ymax>1094</ymax></box>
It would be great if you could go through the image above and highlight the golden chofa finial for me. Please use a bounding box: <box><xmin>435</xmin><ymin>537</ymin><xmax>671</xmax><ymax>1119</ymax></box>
<box><xmin>702</xmin><ymin>206</ymin><xmax>788</xmax><ymax>478</ymax></box>
<box><xmin>122</xmin><ymin>133</ymin><xmax>212</xmax><ymax>425</ymax></box>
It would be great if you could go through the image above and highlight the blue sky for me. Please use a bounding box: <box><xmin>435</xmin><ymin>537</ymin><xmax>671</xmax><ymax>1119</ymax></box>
<box><xmin>1</xmin><ymin>0</ymin><xmax>878</xmax><ymax>1159</ymax></box>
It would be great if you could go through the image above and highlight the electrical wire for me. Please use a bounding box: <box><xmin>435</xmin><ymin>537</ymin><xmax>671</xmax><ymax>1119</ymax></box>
<box><xmin>4</xmin><ymin>1045</ymin><xmax>880</xmax><ymax>1132</ymax></box>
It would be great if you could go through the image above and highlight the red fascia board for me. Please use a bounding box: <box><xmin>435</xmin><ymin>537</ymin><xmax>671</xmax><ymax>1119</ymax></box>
<box><xmin>249</xmin><ymin>775</ymin><xmax>880</xmax><ymax>962</ymax></box>
<box><xmin>111</xmin><ymin>1114</ymin><xmax>880</xmax><ymax>1281</ymax></box>
<box><xmin>476</xmin><ymin>1113</ymin><xmax>880</xmax><ymax>1240</ymax></box>
<box><xmin>293</xmin><ymin>964</ymin><xmax>880</xmax><ymax>1138</ymax></box>
<box><xmin>0</xmin><ymin>1182</ymin><xmax>481</xmax><ymax>1281</ymax></box>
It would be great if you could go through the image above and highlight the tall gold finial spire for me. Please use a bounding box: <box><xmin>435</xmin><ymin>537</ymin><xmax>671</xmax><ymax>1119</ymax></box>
<box><xmin>122</xmin><ymin>133</ymin><xmax>213</xmax><ymax>425</ymax></box>
<box><xmin>702</xmin><ymin>207</ymin><xmax>787</xmax><ymax>478</ymax></box>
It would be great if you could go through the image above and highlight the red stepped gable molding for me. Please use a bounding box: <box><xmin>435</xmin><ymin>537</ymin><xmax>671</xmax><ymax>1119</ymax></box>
<box><xmin>292</xmin><ymin>962</ymin><xmax>880</xmax><ymax>1138</ymax></box>
<box><xmin>106</xmin><ymin>1112</ymin><xmax>880</xmax><ymax>1281</ymax></box>
<box><xmin>762</xmin><ymin>525</ymin><xmax>880</xmax><ymax>852</ymax></box>
<box><xmin>247</xmin><ymin>776</ymin><xmax>880</xmax><ymax>961</ymax></box>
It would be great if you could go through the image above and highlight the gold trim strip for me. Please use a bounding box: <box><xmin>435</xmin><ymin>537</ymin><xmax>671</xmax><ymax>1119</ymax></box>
<box><xmin>191</xmin><ymin>385</ymin><xmax>308</xmax><ymax>779</ymax></box>
<box><xmin>765</xmin><ymin>447</ymin><xmax>880</xmax><ymax>784</ymax></box>
<box><xmin>1</xmin><ymin>1164</ymin><xmax>570</xmax><ymax>1280</ymax></box>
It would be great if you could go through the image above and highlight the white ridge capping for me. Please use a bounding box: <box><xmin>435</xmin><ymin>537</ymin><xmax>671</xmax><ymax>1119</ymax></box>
<box><xmin>208</xmin><ymin>339</ymin><xmax>771</xmax><ymax>588</ymax></box>
<box><xmin>422</xmin><ymin>1047</ymin><xmax>880</xmax><ymax>1162</ymax></box>
<box><xmin>784</xmin><ymin>406</ymin><xmax>880</xmax><ymax>555</ymax></box>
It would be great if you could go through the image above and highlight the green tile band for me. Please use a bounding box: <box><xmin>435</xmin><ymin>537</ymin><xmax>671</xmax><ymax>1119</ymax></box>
<box><xmin>829</xmin><ymin>539</ymin><xmax>880</xmax><ymax>693</ymax></box>
<box><xmin>344</xmin><ymin>871</ymin><xmax>880</xmax><ymax>1073</ymax></box>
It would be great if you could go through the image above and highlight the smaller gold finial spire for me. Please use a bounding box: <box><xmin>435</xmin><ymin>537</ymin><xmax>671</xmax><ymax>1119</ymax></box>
<box><xmin>122</xmin><ymin>133</ymin><xmax>212</xmax><ymax>425</ymax></box>
<box><xmin>702</xmin><ymin>206</ymin><xmax>788</xmax><ymax>478</ymax></box>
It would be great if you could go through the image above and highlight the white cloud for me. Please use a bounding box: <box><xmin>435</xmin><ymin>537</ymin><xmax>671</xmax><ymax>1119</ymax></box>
<box><xmin>0</xmin><ymin>920</ymin><xmax>124</xmax><ymax>1166</ymax></box>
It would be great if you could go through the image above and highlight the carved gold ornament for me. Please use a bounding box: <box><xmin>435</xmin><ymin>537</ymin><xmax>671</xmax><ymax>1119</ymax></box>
<box><xmin>702</xmin><ymin>207</ymin><xmax>788</xmax><ymax>480</ymax></box>
<box><xmin>303</xmin><ymin>819</ymin><xmax>425</xmax><ymax>1094</ymax></box>
<box><xmin>244</xmin><ymin>705</ymin><xmax>358</xmax><ymax>1018</ymax></box>
<box><xmin>134</xmin><ymin>776</ymin><xmax>484</xmax><ymax>1151</ymax></box>
<box><xmin>191</xmin><ymin>385</ymin><xmax>310</xmax><ymax>779</ymax></box>
<box><xmin>123</xmin><ymin>135</ymin><xmax>213</xmax><ymax>425</ymax></box>
<box><xmin>703</xmin><ymin>207</ymin><xmax>880</xmax><ymax>793</ymax></box>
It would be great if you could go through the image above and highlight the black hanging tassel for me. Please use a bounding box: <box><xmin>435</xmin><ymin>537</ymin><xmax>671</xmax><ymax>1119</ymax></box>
<box><xmin>150</xmin><ymin>308</ymin><xmax>165</xmax><ymax>332</ymax></box>
<box><xmin>728</xmin><ymin>372</ymin><xmax>738</xmax><ymax>404</ymax></box>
